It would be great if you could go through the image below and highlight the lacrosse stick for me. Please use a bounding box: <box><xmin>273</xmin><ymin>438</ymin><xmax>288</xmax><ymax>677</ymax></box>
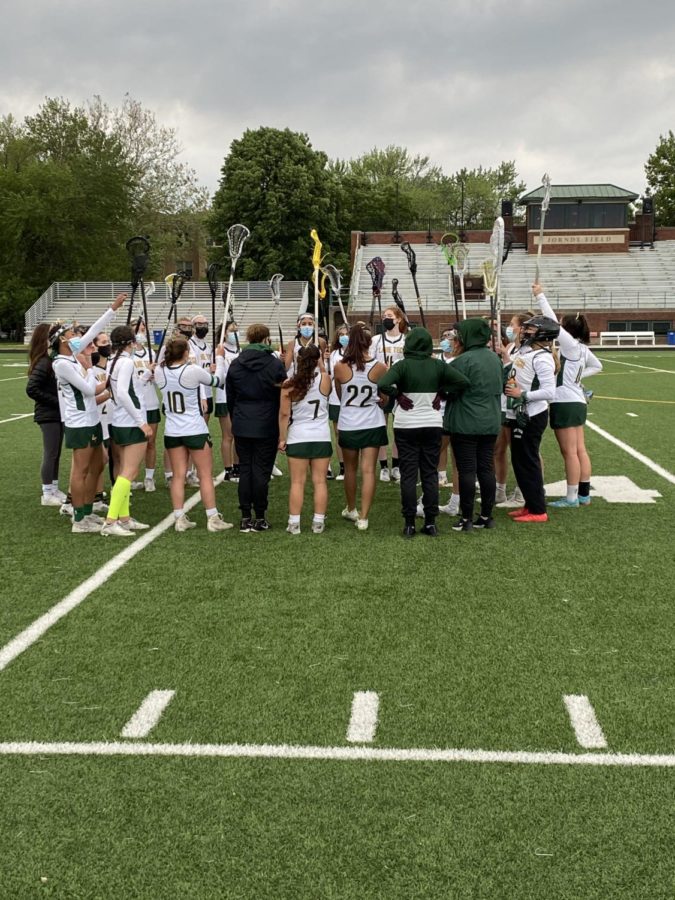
<box><xmin>321</xmin><ymin>264</ymin><xmax>348</xmax><ymax>328</ymax></box>
<box><xmin>440</xmin><ymin>232</ymin><xmax>461</xmax><ymax>322</ymax></box>
<box><xmin>206</xmin><ymin>263</ymin><xmax>220</xmax><ymax>360</ymax></box>
<box><xmin>453</xmin><ymin>243</ymin><xmax>470</xmax><ymax>321</ymax></box>
<box><xmin>269</xmin><ymin>273</ymin><xmax>285</xmax><ymax>351</ymax></box>
<box><xmin>391</xmin><ymin>279</ymin><xmax>411</xmax><ymax>329</ymax></box>
<box><xmin>219</xmin><ymin>224</ymin><xmax>250</xmax><ymax>344</ymax></box>
<box><xmin>365</xmin><ymin>256</ymin><xmax>387</xmax><ymax>363</ymax></box>
<box><xmin>535</xmin><ymin>173</ymin><xmax>552</xmax><ymax>282</ymax></box>
<box><xmin>132</xmin><ymin>281</ymin><xmax>156</xmax><ymax>345</ymax></box>
<box><xmin>310</xmin><ymin>229</ymin><xmax>323</xmax><ymax>346</ymax></box>
<box><xmin>156</xmin><ymin>271</ymin><xmax>188</xmax><ymax>356</ymax></box>
<box><xmin>490</xmin><ymin>216</ymin><xmax>506</xmax><ymax>346</ymax></box>
<box><xmin>400</xmin><ymin>242</ymin><xmax>426</xmax><ymax>328</ymax></box>
<box><xmin>125</xmin><ymin>236</ymin><xmax>150</xmax><ymax>328</ymax></box>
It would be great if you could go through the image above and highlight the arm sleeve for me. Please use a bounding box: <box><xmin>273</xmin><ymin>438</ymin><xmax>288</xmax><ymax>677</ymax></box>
<box><xmin>114</xmin><ymin>358</ymin><xmax>145</xmax><ymax>426</ymax></box>
<box><xmin>26</xmin><ymin>362</ymin><xmax>59</xmax><ymax>408</ymax></box>
<box><xmin>225</xmin><ymin>367</ymin><xmax>238</xmax><ymax>414</ymax></box>
<box><xmin>527</xmin><ymin>355</ymin><xmax>556</xmax><ymax>404</ymax></box>
<box><xmin>181</xmin><ymin>362</ymin><xmax>225</xmax><ymax>389</ymax></box>
<box><xmin>536</xmin><ymin>292</ymin><xmax>581</xmax><ymax>359</ymax></box>
<box><xmin>376</xmin><ymin>360</ymin><xmax>404</xmax><ymax>395</ymax></box>
<box><xmin>79</xmin><ymin>307</ymin><xmax>116</xmax><ymax>350</ymax></box>
<box><xmin>583</xmin><ymin>350</ymin><xmax>603</xmax><ymax>378</ymax></box>
<box><xmin>441</xmin><ymin>363</ymin><xmax>470</xmax><ymax>398</ymax></box>
<box><xmin>53</xmin><ymin>359</ymin><xmax>97</xmax><ymax>397</ymax></box>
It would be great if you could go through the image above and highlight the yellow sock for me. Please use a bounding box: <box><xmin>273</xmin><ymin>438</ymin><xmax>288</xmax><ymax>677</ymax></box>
<box><xmin>121</xmin><ymin>486</ymin><xmax>131</xmax><ymax>518</ymax></box>
<box><xmin>108</xmin><ymin>477</ymin><xmax>131</xmax><ymax>521</ymax></box>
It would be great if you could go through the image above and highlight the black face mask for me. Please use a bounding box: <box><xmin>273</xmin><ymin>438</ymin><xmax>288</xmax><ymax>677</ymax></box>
<box><xmin>195</xmin><ymin>326</ymin><xmax>209</xmax><ymax>339</ymax></box>
<box><xmin>97</xmin><ymin>344</ymin><xmax>112</xmax><ymax>359</ymax></box>
<box><xmin>178</xmin><ymin>328</ymin><xmax>193</xmax><ymax>338</ymax></box>
<box><xmin>382</xmin><ymin>319</ymin><xmax>396</xmax><ymax>331</ymax></box>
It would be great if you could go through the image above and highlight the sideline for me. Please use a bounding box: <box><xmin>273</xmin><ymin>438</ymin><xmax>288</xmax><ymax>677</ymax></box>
<box><xmin>0</xmin><ymin>473</ymin><xmax>226</xmax><ymax>673</ymax></box>
<box><xmin>586</xmin><ymin>421</ymin><xmax>675</xmax><ymax>486</ymax></box>
<box><xmin>594</xmin><ymin>395</ymin><xmax>675</xmax><ymax>405</ymax></box>
<box><xmin>0</xmin><ymin>413</ymin><xmax>32</xmax><ymax>425</ymax></box>
<box><xmin>601</xmin><ymin>358</ymin><xmax>675</xmax><ymax>375</ymax></box>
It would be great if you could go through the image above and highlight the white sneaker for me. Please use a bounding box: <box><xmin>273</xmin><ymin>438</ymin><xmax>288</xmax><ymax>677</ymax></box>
<box><xmin>144</xmin><ymin>478</ymin><xmax>156</xmax><ymax>493</ymax></box>
<box><xmin>497</xmin><ymin>487</ymin><xmax>524</xmax><ymax>508</ymax></box>
<box><xmin>126</xmin><ymin>517</ymin><xmax>150</xmax><ymax>531</ymax></box>
<box><xmin>59</xmin><ymin>503</ymin><xmax>73</xmax><ymax>517</ymax></box>
<box><xmin>186</xmin><ymin>472</ymin><xmax>200</xmax><ymax>487</ymax></box>
<box><xmin>356</xmin><ymin>518</ymin><xmax>369</xmax><ymax>531</ymax></box>
<box><xmin>286</xmin><ymin>521</ymin><xmax>301</xmax><ymax>535</ymax></box>
<box><xmin>311</xmin><ymin>519</ymin><xmax>325</xmax><ymax>534</ymax></box>
<box><xmin>93</xmin><ymin>500</ymin><xmax>109</xmax><ymax>514</ymax></box>
<box><xmin>71</xmin><ymin>518</ymin><xmax>101</xmax><ymax>533</ymax></box>
<box><xmin>390</xmin><ymin>467</ymin><xmax>401</xmax><ymax>483</ymax></box>
<box><xmin>53</xmin><ymin>489</ymin><xmax>68</xmax><ymax>503</ymax></box>
<box><xmin>341</xmin><ymin>507</ymin><xmax>359</xmax><ymax>522</ymax></box>
<box><xmin>495</xmin><ymin>486</ymin><xmax>507</xmax><ymax>505</ymax></box>
<box><xmin>379</xmin><ymin>467</ymin><xmax>390</xmax><ymax>483</ymax></box>
<box><xmin>131</xmin><ymin>481</ymin><xmax>145</xmax><ymax>490</ymax></box>
<box><xmin>416</xmin><ymin>499</ymin><xmax>424</xmax><ymax>518</ymax></box>
<box><xmin>207</xmin><ymin>513</ymin><xmax>233</xmax><ymax>532</ymax></box>
<box><xmin>175</xmin><ymin>514</ymin><xmax>197</xmax><ymax>532</ymax></box>
<box><xmin>85</xmin><ymin>513</ymin><xmax>106</xmax><ymax>526</ymax></box>
<box><xmin>438</xmin><ymin>473</ymin><xmax>450</xmax><ymax>487</ymax></box>
<box><xmin>41</xmin><ymin>494</ymin><xmax>63</xmax><ymax>507</ymax></box>
<box><xmin>439</xmin><ymin>497</ymin><xmax>460</xmax><ymax>516</ymax></box>
<box><xmin>165</xmin><ymin>474</ymin><xmax>173</xmax><ymax>486</ymax></box>
<box><xmin>335</xmin><ymin>472</ymin><xmax>345</xmax><ymax>481</ymax></box>
<box><xmin>272</xmin><ymin>465</ymin><xmax>283</xmax><ymax>477</ymax></box>
<box><xmin>101</xmin><ymin>521</ymin><xmax>135</xmax><ymax>537</ymax></box>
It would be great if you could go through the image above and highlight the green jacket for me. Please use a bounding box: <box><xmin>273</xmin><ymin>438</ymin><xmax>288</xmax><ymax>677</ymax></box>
<box><xmin>378</xmin><ymin>328</ymin><xmax>469</xmax><ymax>429</ymax></box>
<box><xmin>444</xmin><ymin>319</ymin><xmax>503</xmax><ymax>435</ymax></box>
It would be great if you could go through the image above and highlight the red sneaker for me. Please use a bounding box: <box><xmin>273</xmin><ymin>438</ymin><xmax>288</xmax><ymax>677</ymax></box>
<box><xmin>515</xmin><ymin>512</ymin><xmax>548</xmax><ymax>523</ymax></box>
<box><xmin>507</xmin><ymin>507</ymin><xmax>529</xmax><ymax>518</ymax></box>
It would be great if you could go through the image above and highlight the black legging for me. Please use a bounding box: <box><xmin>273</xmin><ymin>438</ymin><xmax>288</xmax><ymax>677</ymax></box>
<box><xmin>450</xmin><ymin>433</ymin><xmax>498</xmax><ymax>520</ymax></box>
<box><xmin>38</xmin><ymin>422</ymin><xmax>64</xmax><ymax>485</ymax></box>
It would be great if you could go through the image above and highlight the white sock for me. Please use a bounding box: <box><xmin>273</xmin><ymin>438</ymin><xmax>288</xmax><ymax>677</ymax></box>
<box><xmin>566</xmin><ymin>484</ymin><xmax>579</xmax><ymax>502</ymax></box>
<box><xmin>206</xmin><ymin>508</ymin><xmax>218</xmax><ymax>517</ymax></box>
<box><xmin>145</xmin><ymin>469</ymin><xmax>155</xmax><ymax>480</ymax></box>
<box><xmin>289</xmin><ymin>514</ymin><xmax>301</xmax><ymax>524</ymax></box>
<box><xmin>173</xmin><ymin>508</ymin><xmax>185</xmax><ymax>519</ymax></box>
<box><xmin>313</xmin><ymin>514</ymin><xmax>326</xmax><ymax>523</ymax></box>
<box><xmin>496</xmin><ymin>482</ymin><xmax>506</xmax><ymax>492</ymax></box>
<box><xmin>451</xmin><ymin>493</ymin><xmax>460</xmax><ymax>503</ymax></box>
<box><xmin>42</xmin><ymin>484</ymin><xmax>53</xmax><ymax>496</ymax></box>
<box><xmin>51</xmin><ymin>480</ymin><xmax>60</xmax><ymax>491</ymax></box>
<box><xmin>165</xmin><ymin>471</ymin><xmax>173</xmax><ymax>479</ymax></box>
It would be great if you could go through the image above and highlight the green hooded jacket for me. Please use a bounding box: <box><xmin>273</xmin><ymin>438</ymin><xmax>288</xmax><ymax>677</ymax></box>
<box><xmin>444</xmin><ymin>319</ymin><xmax>504</xmax><ymax>435</ymax></box>
<box><xmin>378</xmin><ymin>328</ymin><xmax>469</xmax><ymax>429</ymax></box>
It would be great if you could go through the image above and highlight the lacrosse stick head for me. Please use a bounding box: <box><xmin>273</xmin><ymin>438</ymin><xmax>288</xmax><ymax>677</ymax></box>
<box><xmin>165</xmin><ymin>271</ymin><xmax>188</xmax><ymax>302</ymax></box>
<box><xmin>269</xmin><ymin>273</ymin><xmax>284</xmax><ymax>304</ymax></box>
<box><xmin>126</xmin><ymin>235</ymin><xmax>150</xmax><ymax>285</ymax></box>
<box><xmin>490</xmin><ymin>217</ymin><xmax>505</xmax><ymax>275</ymax></box>
<box><xmin>206</xmin><ymin>263</ymin><xmax>220</xmax><ymax>295</ymax></box>
<box><xmin>440</xmin><ymin>233</ymin><xmax>459</xmax><ymax>266</ymax></box>
<box><xmin>320</xmin><ymin>264</ymin><xmax>342</xmax><ymax>296</ymax></box>
<box><xmin>400</xmin><ymin>241</ymin><xmax>417</xmax><ymax>275</ymax></box>
<box><xmin>227</xmin><ymin>224</ymin><xmax>250</xmax><ymax>263</ymax></box>
<box><xmin>454</xmin><ymin>244</ymin><xmax>469</xmax><ymax>276</ymax></box>
<box><xmin>366</xmin><ymin>257</ymin><xmax>385</xmax><ymax>296</ymax></box>
<box><xmin>310</xmin><ymin>228</ymin><xmax>323</xmax><ymax>269</ymax></box>
<box><xmin>541</xmin><ymin>173</ymin><xmax>552</xmax><ymax>214</ymax></box>
<box><xmin>482</xmin><ymin>259</ymin><xmax>497</xmax><ymax>296</ymax></box>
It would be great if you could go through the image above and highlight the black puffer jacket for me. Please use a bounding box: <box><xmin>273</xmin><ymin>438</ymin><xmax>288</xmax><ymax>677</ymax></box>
<box><xmin>225</xmin><ymin>345</ymin><xmax>286</xmax><ymax>439</ymax></box>
<box><xmin>26</xmin><ymin>356</ymin><xmax>61</xmax><ymax>424</ymax></box>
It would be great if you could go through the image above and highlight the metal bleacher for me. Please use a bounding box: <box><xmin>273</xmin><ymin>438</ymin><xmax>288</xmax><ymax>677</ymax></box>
<box><xmin>350</xmin><ymin>241</ymin><xmax>675</xmax><ymax>315</ymax></box>
<box><xmin>24</xmin><ymin>281</ymin><xmax>310</xmax><ymax>342</ymax></box>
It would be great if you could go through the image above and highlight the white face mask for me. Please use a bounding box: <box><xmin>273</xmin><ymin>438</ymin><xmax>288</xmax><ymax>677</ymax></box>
<box><xmin>136</xmin><ymin>332</ymin><xmax>147</xmax><ymax>345</ymax></box>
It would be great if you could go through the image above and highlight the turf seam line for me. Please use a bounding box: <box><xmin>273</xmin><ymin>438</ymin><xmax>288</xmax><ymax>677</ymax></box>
<box><xmin>563</xmin><ymin>695</ymin><xmax>607</xmax><ymax>749</ymax></box>
<box><xmin>586</xmin><ymin>421</ymin><xmax>675</xmax><ymax>486</ymax></box>
<box><xmin>0</xmin><ymin>740</ymin><xmax>673</xmax><ymax>768</ymax></box>
<box><xmin>346</xmin><ymin>691</ymin><xmax>379</xmax><ymax>743</ymax></box>
<box><xmin>121</xmin><ymin>690</ymin><xmax>176</xmax><ymax>738</ymax></box>
<box><xmin>0</xmin><ymin>413</ymin><xmax>32</xmax><ymax>425</ymax></box>
<box><xmin>0</xmin><ymin>473</ymin><xmax>226</xmax><ymax>674</ymax></box>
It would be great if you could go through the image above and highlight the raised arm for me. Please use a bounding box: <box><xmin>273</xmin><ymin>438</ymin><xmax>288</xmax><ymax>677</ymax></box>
<box><xmin>532</xmin><ymin>284</ymin><xmax>580</xmax><ymax>358</ymax></box>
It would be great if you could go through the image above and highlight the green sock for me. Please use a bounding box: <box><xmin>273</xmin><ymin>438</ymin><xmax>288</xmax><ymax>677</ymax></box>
<box><xmin>74</xmin><ymin>507</ymin><xmax>86</xmax><ymax>522</ymax></box>
<box><xmin>83</xmin><ymin>503</ymin><xmax>93</xmax><ymax>516</ymax></box>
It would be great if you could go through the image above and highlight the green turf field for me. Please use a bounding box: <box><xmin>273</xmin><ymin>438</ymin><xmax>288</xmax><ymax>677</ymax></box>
<box><xmin>1</xmin><ymin>351</ymin><xmax>674</xmax><ymax>898</ymax></box>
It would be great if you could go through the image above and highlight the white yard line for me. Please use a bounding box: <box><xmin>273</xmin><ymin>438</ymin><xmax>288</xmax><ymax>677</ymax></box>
<box><xmin>0</xmin><ymin>739</ymin><xmax>672</xmax><ymax>768</ymax></box>
<box><xmin>346</xmin><ymin>691</ymin><xmax>379</xmax><ymax>743</ymax></box>
<box><xmin>626</xmin><ymin>413</ymin><xmax>639</xmax><ymax>417</ymax></box>
<box><xmin>601</xmin><ymin>358</ymin><xmax>675</xmax><ymax>375</ymax></box>
<box><xmin>0</xmin><ymin>375</ymin><xmax>28</xmax><ymax>382</ymax></box>
<box><xmin>121</xmin><ymin>691</ymin><xmax>175</xmax><ymax>738</ymax></box>
<box><xmin>563</xmin><ymin>695</ymin><xmax>607</xmax><ymax>750</ymax></box>
<box><xmin>586</xmin><ymin>421</ymin><xmax>675</xmax><ymax>486</ymax></box>
<box><xmin>0</xmin><ymin>413</ymin><xmax>32</xmax><ymax>425</ymax></box>
<box><xmin>0</xmin><ymin>474</ymin><xmax>225</xmax><ymax>674</ymax></box>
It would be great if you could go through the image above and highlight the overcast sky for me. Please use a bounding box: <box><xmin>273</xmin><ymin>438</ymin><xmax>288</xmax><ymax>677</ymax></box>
<box><xmin>2</xmin><ymin>0</ymin><xmax>675</xmax><ymax>200</ymax></box>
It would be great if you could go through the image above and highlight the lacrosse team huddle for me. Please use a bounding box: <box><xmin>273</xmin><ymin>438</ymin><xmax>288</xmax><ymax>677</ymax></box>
<box><xmin>26</xmin><ymin>279</ymin><xmax>603</xmax><ymax>538</ymax></box>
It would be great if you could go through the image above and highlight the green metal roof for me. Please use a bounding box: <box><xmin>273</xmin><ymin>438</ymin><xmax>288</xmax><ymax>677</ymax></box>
<box><xmin>519</xmin><ymin>184</ymin><xmax>639</xmax><ymax>204</ymax></box>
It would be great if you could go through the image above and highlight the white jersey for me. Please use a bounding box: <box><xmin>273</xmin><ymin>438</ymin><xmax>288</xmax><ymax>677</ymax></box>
<box><xmin>535</xmin><ymin>292</ymin><xmax>603</xmax><ymax>404</ymax></box>
<box><xmin>500</xmin><ymin>343</ymin><xmax>517</xmax><ymax>413</ymax></box>
<box><xmin>505</xmin><ymin>346</ymin><xmax>556</xmax><ymax>420</ymax></box>
<box><xmin>371</xmin><ymin>332</ymin><xmax>406</xmax><ymax>368</ymax></box>
<box><xmin>338</xmin><ymin>359</ymin><xmax>385</xmax><ymax>432</ymax></box>
<box><xmin>190</xmin><ymin>337</ymin><xmax>212</xmax><ymax>400</ymax></box>
<box><xmin>215</xmin><ymin>345</ymin><xmax>240</xmax><ymax>404</ymax></box>
<box><xmin>52</xmin><ymin>355</ymin><xmax>100</xmax><ymax>428</ymax></box>
<box><xmin>287</xmin><ymin>371</ymin><xmax>331</xmax><ymax>445</ymax></box>
<box><xmin>109</xmin><ymin>353</ymin><xmax>146</xmax><ymax>428</ymax></box>
<box><xmin>155</xmin><ymin>360</ymin><xmax>225</xmax><ymax>437</ymax></box>
<box><xmin>328</xmin><ymin>348</ymin><xmax>344</xmax><ymax>405</ymax></box>
<box><xmin>133</xmin><ymin>347</ymin><xmax>160</xmax><ymax>411</ymax></box>
<box><xmin>93</xmin><ymin>363</ymin><xmax>110</xmax><ymax>439</ymax></box>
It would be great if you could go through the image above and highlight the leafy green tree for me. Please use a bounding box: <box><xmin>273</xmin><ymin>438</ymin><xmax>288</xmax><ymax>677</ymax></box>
<box><xmin>645</xmin><ymin>131</ymin><xmax>675</xmax><ymax>224</ymax></box>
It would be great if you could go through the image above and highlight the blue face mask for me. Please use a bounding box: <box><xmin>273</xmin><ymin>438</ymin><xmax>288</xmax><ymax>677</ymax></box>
<box><xmin>339</xmin><ymin>334</ymin><xmax>349</xmax><ymax>348</ymax></box>
<box><xmin>440</xmin><ymin>339</ymin><xmax>452</xmax><ymax>353</ymax></box>
<box><xmin>68</xmin><ymin>337</ymin><xmax>83</xmax><ymax>354</ymax></box>
<box><xmin>506</xmin><ymin>327</ymin><xmax>516</xmax><ymax>341</ymax></box>
<box><xmin>226</xmin><ymin>332</ymin><xmax>239</xmax><ymax>345</ymax></box>
<box><xmin>300</xmin><ymin>325</ymin><xmax>314</xmax><ymax>339</ymax></box>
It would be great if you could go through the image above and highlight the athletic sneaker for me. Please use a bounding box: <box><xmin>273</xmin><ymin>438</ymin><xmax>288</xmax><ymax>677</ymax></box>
<box><xmin>251</xmin><ymin>518</ymin><xmax>271</xmax><ymax>532</ymax></box>
<box><xmin>144</xmin><ymin>478</ymin><xmax>156</xmax><ymax>493</ymax></box>
<box><xmin>451</xmin><ymin>517</ymin><xmax>474</xmax><ymax>533</ymax></box>
<box><xmin>495</xmin><ymin>486</ymin><xmax>507</xmax><ymax>505</ymax></box>
<box><xmin>93</xmin><ymin>500</ymin><xmax>109</xmax><ymax>514</ymax></box>
<box><xmin>390</xmin><ymin>467</ymin><xmax>401</xmax><ymax>483</ymax></box>
<box><xmin>185</xmin><ymin>471</ymin><xmax>200</xmax><ymax>488</ymax></box>
<box><xmin>85</xmin><ymin>513</ymin><xmax>106</xmax><ymax>527</ymax></box>
<box><xmin>175</xmin><ymin>514</ymin><xmax>197</xmax><ymax>532</ymax></box>
<box><xmin>207</xmin><ymin>513</ymin><xmax>234</xmax><ymax>532</ymax></box>
<box><xmin>165</xmin><ymin>474</ymin><xmax>173</xmax><ymax>486</ymax></box>
<box><xmin>379</xmin><ymin>467</ymin><xmax>391</xmax><ymax>483</ymax></box>
<box><xmin>271</xmin><ymin>465</ymin><xmax>283</xmax><ymax>477</ymax></box>
<box><xmin>439</xmin><ymin>497</ymin><xmax>460</xmax><ymax>516</ymax></box>
<box><xmin>286</xmin><ymin>521</ymin><xmax>301</xmax><ymax>535</ymax></box>
<box><xmin>548</xmin><ymin>498</ymin><xmax>579</xmax><ymax>509</ymax></box>
<box><xmin>100</xmin><ymin>521</ymin><xmax>135</xmax><ymax>537</ymax></box>
<box><xmin>71</xmin><ymin>518</ymin><xmax>101</xmax><ymax>533</ymax></box>
<box><xmin>59</xmin><ymin>503</ymin><xmax>74</xmax><ymax>517</ymax></box>
<box><xmin>239</xmin><ymin>517</ymin><xmax>253</xmax><ymax>533</ymax></box>
<box><xmin>126</xmin><ymin>518</ymin><xmax>150</xmax><ymax>531</ymax></box>
<box><xmin>515</xmin><ymin>512</ymin><xmax>548</xmax><ymax>523</ymax></box>
<box><xmin>131</xmin><ymin>481</ymin><xmax>145</xmax><ymax>490</ymax></box>
<box><xmin>41</xmin><ymin>494</ymin><xmax>63</xmax><ymax>507</ymax></box>
<box><xmin>438</xmin><ymin>472</ymin><xmax>450</xmax><ymax>487</ymax></box>
<box><xmin>355</xmin><ymin>518</ymin><xmax>369</xmax><ymax>531</ymax></box>
<box><xmin>578</xmin><ymin>496</ymin><xmax>591</xmax><ymax>506</ymax></box>
<box><xmin>422</xmin><ymin>523</ymin><xmax>439</xmax><ymax>537</ymax></box>
<box><xmin>507</xmin><ymin>507</ymin><xmax>529</xmax><ymax>518</ymax></box>
<box><xmin>326</xmin><ymin>467</ymin><xmax>334</xmax><ymax>480</ymax></box>
<box><xmin>341</xmin><ymin>507</ymin><xmax>359</xmax><ymax>522</ymax></box>
<box><xmin>473</xmin><ymin>515</ymin><xmax>496</xmax><ymax>529</ymax></box>
<box><xmin>402</xmin><ymin>524</ymin><xmax>416</xmax><ymax>538</ymax></box>
<box><xmin>335</xmin><ymin>472</ymin><xmax>345</xmax><ymax>482</ymax></box>
<box><xmin>497</xmin><ymin>487</ymin><xmax>525</xmax><ymax>508</ymax></box>
<box><xmin>311</xmin><ymin>519</ymin><xmax>325</xmax><ymax>534</ymax></box>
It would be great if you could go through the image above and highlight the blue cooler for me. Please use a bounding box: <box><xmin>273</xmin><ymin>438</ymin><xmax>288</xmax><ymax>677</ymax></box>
<box><xmin>152</xmin><ymin>329</ymin><xmax>163</xmax><ymax>346</ymax></box>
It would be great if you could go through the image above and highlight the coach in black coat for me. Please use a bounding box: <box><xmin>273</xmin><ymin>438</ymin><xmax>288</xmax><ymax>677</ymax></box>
<box><xmin>26</xmin><ymin>323</ymin><xmax>64</xmax><ymax>499</ymax></box>
<box><xmin>225</xmin><ymin>323</ymin><xmax>286</xmax><ymax>530</ymax></box>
